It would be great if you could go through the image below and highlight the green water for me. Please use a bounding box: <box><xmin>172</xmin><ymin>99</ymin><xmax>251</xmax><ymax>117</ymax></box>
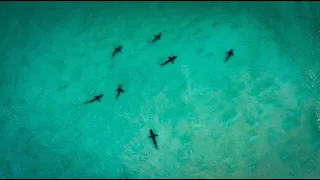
<box><xmin>0</xmin><ymin>1</ymin><xmax>320</xmax><ymax>178</ymax></box>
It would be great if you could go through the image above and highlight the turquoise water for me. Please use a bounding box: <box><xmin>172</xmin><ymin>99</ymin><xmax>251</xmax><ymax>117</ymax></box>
<box><xmin>0</xmin><ymin>1</ymin><xmax>320</xmax><ymax>178</ymax></box>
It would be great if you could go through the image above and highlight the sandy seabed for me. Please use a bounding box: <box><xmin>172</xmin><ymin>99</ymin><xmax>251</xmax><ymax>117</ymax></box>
<box><xmin>0</xmin><ymin>1</ymin><xmax>320</xmax><ymax>178</ymax></box>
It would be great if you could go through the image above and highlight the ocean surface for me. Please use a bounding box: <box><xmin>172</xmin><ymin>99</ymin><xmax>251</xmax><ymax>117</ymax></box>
<box><xmin>0</xmin><ymin>1</ymin><xmax>320</xmax><ymax>178</ymax></box>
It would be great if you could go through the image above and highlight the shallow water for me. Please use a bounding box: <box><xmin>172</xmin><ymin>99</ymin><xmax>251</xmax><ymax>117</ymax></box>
<box><xmin>0</xmin><ymin>1</ymin><xmax>320</xmax><ymax>178</ymax></box>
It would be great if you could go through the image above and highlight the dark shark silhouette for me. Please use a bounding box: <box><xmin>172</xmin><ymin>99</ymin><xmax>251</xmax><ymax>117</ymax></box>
<box><xmin>149</xmin><ymin>33</ymin><xmax>162</xmax><ymax>43</ymax></box>
<box><xmin>225</xmin><ymin>49</ymin><xmax>234</xmax><ymax>62</ymax></box>
<box><xmin>116</xmin><ymin>85</ymin><xmax>124</xmax><ymax>99</ymax></box>
<box><xmin>84</xmin><ymin>94</ymin><xmax>103</xmax><ymax>104</ymax></box>
<box><xmin>112</xmin><ymin>45</ymin><xmax>122</xmax><ymax>58</ymax></box>
<box><xmin>160</xmin><ymin>56</ymin><xmax>177</xmax><ymax>66</ymax></box>
<box><xmin>149</xmin><ymin>129</ymin><xmax>158</xmax><ymax>149</ymax></box>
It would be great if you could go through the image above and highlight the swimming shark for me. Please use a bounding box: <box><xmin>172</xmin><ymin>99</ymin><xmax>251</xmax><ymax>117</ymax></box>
<box><xmin>112</xmin><ymin>45</ymin><xmax>122</xmax><ymax>58</ymax></box>
<box><xmin>160</xmin><ymin>56</ymin><xmax>177</xmax><ymax>66</ymax></box>
<box><xmin>149</xmin><ymin>33</ymin><xmax>162</xmax><ymax>43</ymax></box>
<box><xmin>116</xmin><ymin>85</ymin><xmax>124</xmax><ymax>99</ymax></box>
<box><xmin>84</xmin><ymin>94</ymin><xmax>103</xmax><ymax>104</ymax></box>
<box><xmin>225</xmin><ymin>49</ymin><xmax>234</xmax><ymax>62</ymax></box>
<box><xmin>149</xmin><ymin>129</ymin><xmax>158</xmax><ymax>149</ymax></box>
